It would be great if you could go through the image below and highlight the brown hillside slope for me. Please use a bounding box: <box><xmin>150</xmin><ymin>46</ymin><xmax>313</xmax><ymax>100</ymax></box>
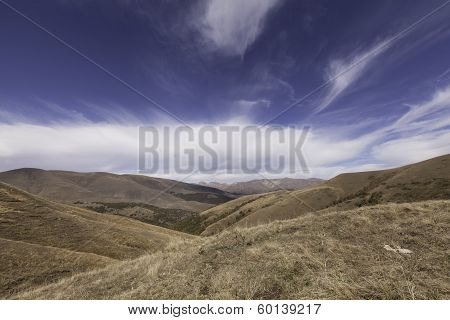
<box><xmin>0</xmin><ymin>182</ymin><xmax>194</xmax><ymax>298</ymax></box>
<box><xmin>15</xmin><ymin>201</ymin><xmax>450</xmax><ymax>299</ymax></box>
<box><xmin>326</xmin><ymin>154</ymin><xmax>450</xmax><ymax>204</ymax></box>
<box><xmin>200</xmin><ymin>154</ymin><xmax>450</xmax><ymax>235</ymax></box>
<box><xmin>200</xmin><ymin>178</ymin><xmax>323</xmax><ymax>195</ymax></box>
<box><xmin>0</xmin><ymin>169</ymin><xmax>234</xmax><ymax>212</ymax></box>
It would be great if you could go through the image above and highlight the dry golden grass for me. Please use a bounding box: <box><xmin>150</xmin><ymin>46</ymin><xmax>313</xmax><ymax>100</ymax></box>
<box><xmin>200</xmin><ymin>186</ymin><xmax>341</xmax><ymax>236</ymax></box>
<box><xmin>14</xmin><ymin>200</ymin><xmax>450</xmax><ymax>300</ymax></box>
<box><xmin>0</xmin><ymin>182</ymin><xmax>195</xmax><ymax>298</ymax></box>
<box><xmin>0</xmin><ymin>238</ymin><xmax>114</xmax><ymax>298</ymax></box>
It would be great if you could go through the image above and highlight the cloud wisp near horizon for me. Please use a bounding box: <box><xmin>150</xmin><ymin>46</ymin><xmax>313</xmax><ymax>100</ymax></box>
<box><xmin>0</xmin><ymin>0</ymin><xmax>449</xmax><ymax>182</ymax></box>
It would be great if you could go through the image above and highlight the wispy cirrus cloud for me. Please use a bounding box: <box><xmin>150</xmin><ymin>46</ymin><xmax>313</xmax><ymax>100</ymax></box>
<box><xmin>315</xmin><ymin>37</ymin><xmax>395</xmax><ymax>114</ymax></box>
<box><xmin>372</xmin><ymin>130</ymin><xmax>450</xmax><ymax>165</ymax></box>
<box><xmin>193</xmin><ymin>0</ymin><xmax>282</xmax><ymax>56</ymax></box>
<box><xmin>370</xmin><ymin>84</ymin><xmax>450</xmax><ymax>164</ymax></box>
<box><xmin>388</xmin><ymin>84</ymin><xmax>450</xmax><ymax>134</ymax></box>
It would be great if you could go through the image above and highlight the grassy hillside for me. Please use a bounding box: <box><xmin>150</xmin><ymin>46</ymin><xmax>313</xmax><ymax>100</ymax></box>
<box><xmin>15</xmin><ymin>201</ymin><xmax>450</xmax><ymax>299</ymax></box>
<box><xmin>0</xmin><ymin>168</ymin><xmax>235</xmax><ymax>212</ymax></box>
<box><xmin>0</xmin><ymin>169</ymin><xmax>237</xmax><ymax>235</ymax></box>
<box><xmin>200</xmin><ymin>178</ymin><xmax>323</xmax><ymax>195</ymax></box>
<box><xmin>326</xmin><ymin>153</ymin><xmax>450</xmax><ymax>206</ymax></box>
<box><xmin>0</xmin><ymin>182</ymin><xmax>194</xmax><ymax>298</ymax></box>
<box><xmin>78</xmin><ymin>201</ymin><xmax>206</xmax><ymax>234</ymax></box>
<box><xmin>200</xmin><ymin>155</ymin><xmax>450</xmax><ymax>235</ymax></box>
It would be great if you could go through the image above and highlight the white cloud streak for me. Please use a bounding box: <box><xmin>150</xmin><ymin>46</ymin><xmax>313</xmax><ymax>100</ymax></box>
<box><xmin>370</xmin><ymin>85</ymin><xmax>450</xmax><ymax>165</ymax></box>
<box><xmin>387</xmin><ymin>85</ymin><xmax>450</xmax><ymax>134</ymax></box>
<box><xmin>0</xmin><ymin>124</ymin><xmax>137</xmax><ymax>172</ymax></box>
<box><xmin>315</xmin><ymin>38</ymin><xmax>394</xmax><ymax>114</ymax></box>
<box><xmin>194</xmin><ymin>0</ymin><xmax>282</xmax><ymax>56</ymax></box>
<box><xmin>0</xmin><ymin>122</ymin><xmax>369</xmax><ymax>180</ymax></box>
<box><xmin>372</xmin><ymin>131</ymin><xmax>450</xmax><ymax>165</ymax></box>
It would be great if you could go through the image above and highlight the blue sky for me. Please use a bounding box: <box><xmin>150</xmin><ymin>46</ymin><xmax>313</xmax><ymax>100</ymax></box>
<box><xmin>0</xmin><ymin>0</ymin><xmax>449</xmax><ymax>181</ymax></box>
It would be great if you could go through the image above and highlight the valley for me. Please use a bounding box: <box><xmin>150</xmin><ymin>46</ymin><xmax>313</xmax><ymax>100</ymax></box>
<box><xmin>0</xmin><ymin>155</ymin><xmax>449</xmax><ymax>299</ymax></box>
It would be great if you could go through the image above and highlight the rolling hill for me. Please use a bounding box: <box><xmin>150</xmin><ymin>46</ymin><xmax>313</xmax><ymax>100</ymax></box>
<box><xmin>199</xmin><ymin>154</ymin><xmax>450</xmax><ymax>235</ymax></box>
<box><xmin>0</xmin><ymin>169</ymin><xmax>236</xmax><ymax>234</ymax></box>
<box><xmin>14</xmin><ymin>200</ymin><xmax>450</xmax><ymax>299</ymax></box>
<box><xmin>0</xmin><ymin>168</ymin><xmax>235</xmax><ymax>212</ymax></box>
<box><xmin>199</xmin><ymin>178</ymin><xmax>323</xmax><ymax>195</ymax></box>
<box><xmin>0</xmin><ymin>182</ymin><xmax>194</xmax><ymax>298</ymax></box>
